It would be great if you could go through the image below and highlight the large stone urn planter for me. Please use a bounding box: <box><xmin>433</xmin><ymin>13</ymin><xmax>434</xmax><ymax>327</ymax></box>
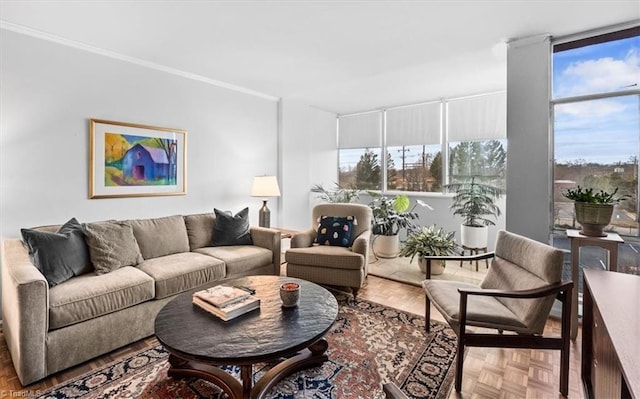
<box><xmin>574</xmin><ymin>202</ymin><xmax>613</xmax><ymax>237</ymax></box>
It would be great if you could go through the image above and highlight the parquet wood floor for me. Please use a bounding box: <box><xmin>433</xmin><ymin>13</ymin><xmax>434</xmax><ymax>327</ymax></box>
<box><xmin>0</xmin><ymin>275</ymin><xmax>583</xmax><ymax>398</ymax></box>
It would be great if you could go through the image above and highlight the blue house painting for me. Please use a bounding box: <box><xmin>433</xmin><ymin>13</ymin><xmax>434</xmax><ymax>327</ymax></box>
<box><xmin>122</xmin><ymin>143</ymin><xmax>171</xmax><ymax>183</ymax></box>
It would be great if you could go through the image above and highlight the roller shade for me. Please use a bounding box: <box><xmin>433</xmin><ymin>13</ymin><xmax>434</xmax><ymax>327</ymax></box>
<box><xmin>338</xmin><ymin>111</ymin><xmax>382</xmax><ymax>149</ymax></box>
<box><xmin>448</xmin><ymin>92</ymin><xmax>506</xmax><ymax>141</ymax></box>
<box><xmin>386</xmin><ymin>102</ymin><xmax>441</xmax><ymax>146</ymax></box>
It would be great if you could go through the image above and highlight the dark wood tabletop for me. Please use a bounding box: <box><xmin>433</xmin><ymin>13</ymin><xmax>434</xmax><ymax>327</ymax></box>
<box><xmin>154</xmin><ymin>275</ymin><xmax>339</xmax><ymax>398</ymax></box>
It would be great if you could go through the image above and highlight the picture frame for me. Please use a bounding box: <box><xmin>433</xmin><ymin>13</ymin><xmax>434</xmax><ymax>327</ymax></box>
<box><xmin>89</xmin><ymin>119</ymin><xmax>187</xmax><ymax>198</ymax></box>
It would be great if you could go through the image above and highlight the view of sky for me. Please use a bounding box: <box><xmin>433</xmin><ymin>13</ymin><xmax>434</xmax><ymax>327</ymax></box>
<box><xmin>553</xmin><ymin>35</ymin><xmax>640</xmax><ymax>165</ymax></box>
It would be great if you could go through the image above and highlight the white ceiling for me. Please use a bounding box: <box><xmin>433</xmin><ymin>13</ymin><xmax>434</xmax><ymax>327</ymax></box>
<box><xmin>1</xmin><ymin>1</ymin><xmax>638</xmax><ymax>114</ymax></box>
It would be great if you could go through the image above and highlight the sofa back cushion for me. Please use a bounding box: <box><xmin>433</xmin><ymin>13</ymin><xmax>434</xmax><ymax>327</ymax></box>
<box><xmin>129</xmin><ymin>215</ymin><xmax>190</xmax><ymax>259</ymax></box>
<box><xmin>184</xmin><ymin>212</ymin><xmax>215</xmax><ymax>250</ymax></box>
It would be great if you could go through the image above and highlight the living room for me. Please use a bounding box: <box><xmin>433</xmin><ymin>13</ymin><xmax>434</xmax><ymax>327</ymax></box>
<box><xmin>1</xmin><ymin>1</ymin><xmax>639</xmax><ymax>398</ymax></box>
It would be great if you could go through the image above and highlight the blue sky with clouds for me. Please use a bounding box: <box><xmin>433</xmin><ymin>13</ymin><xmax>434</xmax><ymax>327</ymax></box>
<box><xmin>553</xmin><ymin>35</ymin><xmax>639</xmax><ymax>165</ymax></box>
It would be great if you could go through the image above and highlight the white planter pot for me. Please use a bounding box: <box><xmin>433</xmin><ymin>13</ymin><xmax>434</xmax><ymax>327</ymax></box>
<box><xmin>461</xmin><ymin>225</ymin><xmax>488</xmax><ymax>248</ymax></box>
<box><xmin>372</xmin><ymin>235</ymin><xmax>400</xmax><ymax>258</ymax></box>
<box><xmin>418</xmin><ymin>258</ymin><xmax>445</xmax><ymax>275</ymax></box>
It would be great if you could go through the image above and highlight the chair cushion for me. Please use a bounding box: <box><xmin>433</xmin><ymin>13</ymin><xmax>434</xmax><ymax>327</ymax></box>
<box><xmin>137</xmin><ymin>252</ymin><xmax>225</xmax><ymax>299</ymax></box>
<box><xmin>195</xmin><ymin>245</ymin><xmax>273</xmax><ymax>277</ymax></box>
<box><xmin>422</xmin><ymin>280</ymin><xmax>529</xmax><ymax>333</ymax></box>
<box><xmin>49</xmin><ymin>266</ymin><xmax>155</xmax><ymax>330</ymax></box>
<box><xmin>315</xmin><ymin>216</ymin><xmax>355</xmax><ymax>247</ymax></box>
<box><xmin>129</xmin><ymin>215</ymin><xmax>190</xmax><ymax>259</ymax></box>
<box><xmin>285</xmin><ymin>246</ymin><xmax>364</xmax><ymax>270</ymax></box>
<box><xmin>184</xmin><ymin>212</ymin><xmax>215</xmax><ymax>250</ymax></box>
<box><xmin>312</xmin><ymin>204</ymin><xmax>372</xmax><ymax>247</ymax></box>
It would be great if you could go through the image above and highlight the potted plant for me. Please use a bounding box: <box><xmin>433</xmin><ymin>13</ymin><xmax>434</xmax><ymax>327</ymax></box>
<box><xmin>446</xmin><ymin>176</ymin><xmax>503</xmax><ymax>249</ymax></box>
<box><xmin>368</xmin><ymin>193</ymin><xmax>419</xmax><ymax>258</ymax></box>
<box><xmin>562</xmin><ymin>186</ymin><xmax>628</xmax><ymax>237</ymax></box>
<box><xmin>399</xmin><ymin>225</ymin><xmax>459</xmax><ymax>275</ymax></box>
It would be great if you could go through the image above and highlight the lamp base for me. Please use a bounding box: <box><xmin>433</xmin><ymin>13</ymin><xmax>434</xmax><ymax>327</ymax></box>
<box><xmin>258</xmin><ymin>200</ymin><xmax>271</xmax><ymax>228</ymax></box>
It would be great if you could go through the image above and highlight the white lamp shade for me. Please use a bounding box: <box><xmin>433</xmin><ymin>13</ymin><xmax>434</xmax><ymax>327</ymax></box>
<box><xmin>251</xmin><ymin>175</ymin><xmax>281</xmax><ymax>197</ymax></box>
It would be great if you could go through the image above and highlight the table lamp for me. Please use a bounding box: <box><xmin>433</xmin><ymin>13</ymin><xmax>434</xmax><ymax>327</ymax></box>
<box><xmin>251</xmin><ymin>175</ymin><xmax>281</xmax><ymax>228</ymax></box>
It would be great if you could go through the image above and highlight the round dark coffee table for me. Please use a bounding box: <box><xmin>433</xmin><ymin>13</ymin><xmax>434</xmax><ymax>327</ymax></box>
<box><xmin>154</xmin><ymin>275</ymin><xmax>339</xmax><ymax>399</ymax></box>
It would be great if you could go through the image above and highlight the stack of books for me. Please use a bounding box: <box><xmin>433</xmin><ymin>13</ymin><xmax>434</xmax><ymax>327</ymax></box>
<box><xmin>192</xmin><ymin>285</ymin><xmax>260</xmax><ymax>321</ymax></box>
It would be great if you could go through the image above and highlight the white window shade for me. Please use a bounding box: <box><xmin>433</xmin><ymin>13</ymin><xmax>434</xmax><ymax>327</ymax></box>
<box><xmin>386</xmin><ymin>102</ymin><xmax>441</xmax><ymax>146</ymax></box>
<box><xmin>448</xmin><ymin>92</ymin><xmax>506</xmax><ymax>142</ymax></box>
<box><xmin>338</xmin><ymin>111</ymin><xmax>382</xmax><ymax>149</ymax></box>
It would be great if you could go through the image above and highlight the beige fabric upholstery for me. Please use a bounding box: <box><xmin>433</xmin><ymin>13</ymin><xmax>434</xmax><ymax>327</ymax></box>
<box><xmin>184</xmin><ymin>212</ymin><xmax>215</xmax><ymax>250</ymax></box>
<box><xmin>49</xmin><ymin>266</ymin><xmax>155</xmax><ymax>330</ymax></box>
<box><xmin>285</xmin><ymin>203</ymin><xmax>372</xmax><ymax>295</ymax></box>
<box><xmin>137</xmin><ymin>252</ymin><xmax>225</xmax><ymax>299</ymax></box>
<box><xmin>129</xmin><ymin>215</ymin><xmax>190</xmax><ymax>259</ymax></box>
<box><xmin>424</xmin><ymin>230</ymin><xmax>565</xmax><ymax>335</ymax></box>
<box><xmin>195</xmin><ymin>245</ymin><xmax>273</xmax><ymax>277</ymax></box>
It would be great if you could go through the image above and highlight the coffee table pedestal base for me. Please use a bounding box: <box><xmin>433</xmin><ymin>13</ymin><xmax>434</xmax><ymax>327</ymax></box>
<box><xmin>167</xmin><ymin>338</ymin><xmax>329</xmax><ymax>399</ymax></box>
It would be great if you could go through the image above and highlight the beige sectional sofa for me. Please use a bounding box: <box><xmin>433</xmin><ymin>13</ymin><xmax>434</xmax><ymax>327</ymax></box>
<box><xmin>1</xmin><ymin>213</ymin><xmax>281</xmax><ymax>385</ymax></box>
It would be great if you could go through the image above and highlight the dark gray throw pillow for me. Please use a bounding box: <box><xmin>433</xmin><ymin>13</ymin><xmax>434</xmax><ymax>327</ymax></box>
<box><xmin>212</xmin><ymin>207</ymin><xmax>253</xmax><ymax>246</ymax></box>
<box><xmin>21</xmin><ymin>218</ymin><xmax>92</xmax><ymax>287</ymax></box>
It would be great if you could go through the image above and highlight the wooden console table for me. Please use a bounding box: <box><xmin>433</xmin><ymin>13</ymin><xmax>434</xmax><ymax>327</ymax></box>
<box><xmin>567</xmin><ymin>229</ymin><xmax>623</xmax><ymax>340</ymax></box>
<box><xmin>581</xmin><ymin>269</ymin><xmax>639</xmax><ymax>399</ymax></box>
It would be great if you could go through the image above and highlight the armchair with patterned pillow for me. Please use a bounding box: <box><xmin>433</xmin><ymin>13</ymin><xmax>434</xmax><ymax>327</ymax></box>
<box><xmin>285</xmin><ymin>203</ymin><xmax>372</xmax><ymax>297</ymax></box>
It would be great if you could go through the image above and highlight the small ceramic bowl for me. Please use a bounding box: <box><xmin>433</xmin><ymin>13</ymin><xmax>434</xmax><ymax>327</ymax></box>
<box><xmin>280</xmin><ymin>282</ymin><xmax>300</xmax><ymax>307</ymax></box>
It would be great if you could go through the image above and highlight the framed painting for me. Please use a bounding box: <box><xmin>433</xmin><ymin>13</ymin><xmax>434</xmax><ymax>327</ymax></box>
<box><xmin>89</xmin><ymin>119</ymin><xmax>187</xmax><ymax>198</ymax></box>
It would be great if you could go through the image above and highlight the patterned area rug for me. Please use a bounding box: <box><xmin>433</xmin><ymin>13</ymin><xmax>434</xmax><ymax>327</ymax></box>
<box><xmin>36</xmin><ymin>296</ymin><xmax>457</xmax><ymax>399</ymax></box>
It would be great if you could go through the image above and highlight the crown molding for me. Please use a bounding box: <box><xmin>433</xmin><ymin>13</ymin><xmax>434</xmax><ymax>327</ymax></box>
<box><xmin>0</xmin><ymin>20</ymin><xmax>280</xmax><ymax>102</ymax></box>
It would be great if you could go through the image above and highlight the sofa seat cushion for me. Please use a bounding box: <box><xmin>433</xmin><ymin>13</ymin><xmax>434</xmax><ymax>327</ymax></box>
<box><xmin>285</xmin><ymin>246</ymin><xmax>364</xmax><ymax>270</ymax></box>
<box><xmin>195</xmin><ymin>245</ymin><xmax>272</xmax><ymax>276</ymax></box>
<box><xmin>137</xmin><ymin>252</ymin><xmax>225</xmax><ymax>299</ymax></box>
<box><xmin>422</xmin><ymin>280</ymin><xmax>528</xmax><ymax>333</ymax></box>
<box><xmin>49</xmin><ymin>266</ymin><xmax>155</xmax><ymax>330</ymax></box>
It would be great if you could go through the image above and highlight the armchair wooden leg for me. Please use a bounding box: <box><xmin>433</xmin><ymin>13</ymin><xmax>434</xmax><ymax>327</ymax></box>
<box><xmin>425</xmin><ymin>295</ymin><xmax>431</xmax><ymax>333</ymax></box>
<box><xmin>455</xmin><ymin>333</ymin><xmax>464</xmax><ymax>392</ymax></box>
<box><xmin>352</xmin><ymin>288</ymin><xmax>359</xmax><ymax>298</ymax></box>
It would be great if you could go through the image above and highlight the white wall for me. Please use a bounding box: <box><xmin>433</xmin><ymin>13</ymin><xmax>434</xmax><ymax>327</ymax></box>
<box><xmin>280</xmin><ymin>99</ymin><xmax>337</xmax><ymax>230</ymax></box>
<box><xmin>505</xmin><ymin>35</ymin><xmax>552</xmax><ymax>243</ymax></box>
<box><xmin>0</xmin><ymin>30</ymin><xmax>280</xmax><ymax>319</ymax></box>
<box><xmin>0</xmin><ymin>30</ymin><xmax>279</xmax><ymax>241</ymax></box>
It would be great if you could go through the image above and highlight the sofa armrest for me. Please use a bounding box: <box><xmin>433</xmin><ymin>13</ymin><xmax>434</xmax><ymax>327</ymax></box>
<box><xmin>291</xmin><ymin>228</ymin><xmax>316</xmax><ymax>248</ymax></box>
<box><xmin>1</xmin><ymin>239</ymin><xmax>49</xmax><ymax>385</ymax></box>
<box><xmin>249</xmin><ymin>227</ymin><xmax>281</xmax><ymax>275</ymax></box>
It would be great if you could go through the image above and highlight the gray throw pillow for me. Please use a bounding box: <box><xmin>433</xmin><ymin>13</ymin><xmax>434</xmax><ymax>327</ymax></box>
<box><xmin>21</xmin><ymin>218</ymin><xmax>92</xmax><ymax>287</ymax></box>
<box><xmin>212</xmin><ymin>207</ymin><xmax>253</xmax><ymax>246</ymax></box>
<box><xmin>84</xmin><ymin>221</ymin><xmax>144</xmax><ymax>275</ymax></box>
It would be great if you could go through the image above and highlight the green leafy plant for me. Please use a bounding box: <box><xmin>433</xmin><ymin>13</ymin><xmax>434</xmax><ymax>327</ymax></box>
<box><xmin>311</xmin><ymin>183</ymin><xmax>361</xmax><ymax>203</ymax></box>
<box><xmin>562</xmin><ymin>186</ymin><xmax>629</xmax><ymax>204</ymax></box>
<box><xmin>446</xmin><ymin>176</ymin><xmax>503</xmax><ymax>227</ymax></box>
<box><xmin>399</xmin><ymin>225</ymin><xmax>459</xmax><ymax>263</ymax></box>
<box><xmin>368</xmin><ymin>193</ymin><xmax>419</xmax><ymax>236</ymax></box>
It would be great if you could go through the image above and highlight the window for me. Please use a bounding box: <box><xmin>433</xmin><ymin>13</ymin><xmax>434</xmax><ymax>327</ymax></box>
<box><xmin>386</xmin><ymin>102</ymin><xmax>442</xmax><ymax>192</ymax></box>
<box><xmin>552</xmin><ymin>26</ymin><xmax>640</xmax><ymax>237</ymax></box>
<box><xmin>338</xmin><ymin>111</ymin><xmax>382</xmax><ymax>190</ymax></box>
<box><xmin>338</xmin><ymin>92</ymin><xmax>506</xmax><ymax>193</ymax></box>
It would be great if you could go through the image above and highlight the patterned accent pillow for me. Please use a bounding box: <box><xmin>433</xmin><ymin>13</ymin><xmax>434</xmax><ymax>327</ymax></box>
<box><xmin>315</xmin><ymin>216</ymin><xmax>357</xmax><ymax>247</ymax></box>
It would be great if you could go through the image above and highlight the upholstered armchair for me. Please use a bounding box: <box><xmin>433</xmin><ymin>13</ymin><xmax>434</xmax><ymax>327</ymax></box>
<box><xmin>422</xmin><ymin>230</ymin><xmax>573</xmax><ymax>395</ymax></box>
<box><xmin>285</xmin><ymin>203</ymin><xmax>372</xmax><ymax>297</ymax></box>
